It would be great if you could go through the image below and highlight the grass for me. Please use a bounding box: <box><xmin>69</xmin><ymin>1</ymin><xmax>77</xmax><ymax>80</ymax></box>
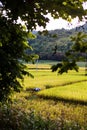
<box><xmin>24</xmin><ymin>64</ymin><xmax>87</xmax><ymax>90</ymax></box>
<box><xmin>38</xmin><ymin>81</ymin><xmax>87</xmax><ymax>104</ymax></box>
<box><xmin>1</xmin><ymin>62</ymin><xmax>87</xmax><ymax>130</ymax></box>
<box><xmin>23</xmin><ymin>63</ymin><xmax>87</xmax><ymax>105</ymax></box>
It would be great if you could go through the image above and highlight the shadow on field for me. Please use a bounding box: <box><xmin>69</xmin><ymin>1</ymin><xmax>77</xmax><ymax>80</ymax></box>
<box><xmin>24</xmin><ymin>88</ymin><xmax>87</xmax><ymax>106</ymax></box>
<box><xmin>24</xmin><ymin>80</ymin><xmax>87</xmax><ymax>105</ymax></box>
<box><xmin>45</xmin><ymin>79</ymin><xmax>87</xmax><ymax>89</ymax></box>
<box><xmin>38</xmin><ymin>95</ymin><xmax>87</xmax><ymax>106</ymax></box>
<box><xmin>70</xmin><ymin>73</ymin><xmax>87</xmax><ymax>76</ymax></box>
<box><xmin>39</xmin><ymin>80</ymin><xmax>87</xmax><ymax>106</ymax></box>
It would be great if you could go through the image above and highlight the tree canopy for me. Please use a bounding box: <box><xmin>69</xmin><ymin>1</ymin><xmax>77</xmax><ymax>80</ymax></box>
<box><xmin>0</xmin><ymin>0</ymin><xmax>87</xmax><ymax>102</ymax></box>
<box><xmin>51</xmin><ymin>31</ymin><xmax>87</xmax><ymax>75</ymax></box>
<box><xmin>0</xmin><ymin>0</ymin><xmax>87</xmax><ymax>30</ymax></box>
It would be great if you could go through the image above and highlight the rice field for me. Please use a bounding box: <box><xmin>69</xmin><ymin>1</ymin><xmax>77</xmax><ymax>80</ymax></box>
<box><xmin>11</xmin><ymin>62</ymin><xmax>87</xmax><ymax>129</ymax></box>
<box><xmin>24</xmin><ymin>63</ymin><xmax>87</xmax><ymax>90</ymax></box>
<box><xmin>38</xmin><ymin>81</ymin><xmax>87</xmax><ymax>104</ymax></box>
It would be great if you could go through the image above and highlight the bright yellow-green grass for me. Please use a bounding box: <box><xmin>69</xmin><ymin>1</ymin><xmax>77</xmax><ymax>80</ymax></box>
<box><xmin>13</xmin><ymin>63</ymin><xmax>87</xmax><ymax>129</ymax></box>
<box><xmin>24</xmin><ymin>64</ymin><xmax>87</xmax><ymax>90</ymax></box>
<box><xmin>38</xmin><ymin>81</ymin><xmax>87</xmax><ymax>103</ymax></box>
<box><xmin>23</xmin><ymin>63</ymin><xmax>87</xmax><ymax>104</ymax></box>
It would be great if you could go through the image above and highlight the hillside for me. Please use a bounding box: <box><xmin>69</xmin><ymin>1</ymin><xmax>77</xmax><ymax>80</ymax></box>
<box><xmin>28</xmin><ymin>23</ymin><xmax>87</xmax><ymax>61</ymax></box>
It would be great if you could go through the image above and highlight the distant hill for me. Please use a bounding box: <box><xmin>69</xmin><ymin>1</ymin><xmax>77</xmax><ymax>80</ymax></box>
<box><xmin>28</xmin><ymin>23</ymin><xmax>87</xmax><ymax>61</ymax></box>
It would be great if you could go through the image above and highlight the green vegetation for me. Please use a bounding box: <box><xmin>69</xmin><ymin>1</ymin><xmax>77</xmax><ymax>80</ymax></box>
<box><xmin>1</xmin><ymin>0</ymin><xmax>87</xmax><ymax>129</ymax></box>
<box><xmin>24</xmin><ymin>64</ymin><xmax>86</xmax><ymax>89</ymax></box>
<box><xmin>0</xmin><ymin>19</ymin><xmax>37</xmax><ymax>102</ymax></box>
<box><xmin>38</xmin><ymin>82</ymin><xmax>87</xmax><ymax>104</ymax></box>
<box><xmin>0</xmin><ymin>63</ymin><xmax>87</xmax><ymax>130</ymax></box>
<box><xmin>51</xmin><ymin>31</ymin><xmax>87</xmax><ymax>75</ymax></box>
<box><xmin>29</xmin><ymin>25</ymin><xmax>87</xmax><ymax>61</ymax></box>
<box><xmin>0</xmin><ymin>0</ymin><xmax>87</xmax><ymax>102</ymax></box>
<box><xmin>0</xmin><ymin>62</ymin><xmax>87</xmax><ymax>129</ymax></box>
<box><xmin>29</xmin><ymin>29</ymin><xmax>74</xmax><ymax>60</ymax></box>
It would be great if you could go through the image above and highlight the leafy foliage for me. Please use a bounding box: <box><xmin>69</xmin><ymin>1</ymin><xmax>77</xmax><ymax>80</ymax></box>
<box><xmin>71</xmin><ymin>32</ymin><xmax>87</xmax><ymax>52</ymax></box>
<box><xmin>29</xmin><ymin>29</ymin><xmax>75</xmax><ymax>60</ymax></box>
<box><xmin>1</xmin><ymin>102</ymin><xmax>87</xmax><ymax>130</ymax></box>
<box><xmin>51</xmin><ymin>60</ymin><xmax>79</xmax><ymax>74</ymax></box>
<box><xmin>0</xmin><ymin>0</ymin><xmax>86</xmax><ymax>29</ymax></box>
<box><xmin>0</xmin><ymin>16</ymin><xmax>37</xmax><ymax>102</ymax></box>
<box><xmin>0</xmin><ymin>0</ymin><xmax>87</xmax><ymax>102</ymax></box>
<box><xmin>29</xmin><ymin>24</ymin><xmax>87</xmax><ymax>61</ymax></box>
<box><xmin>51</xmin><ymin>31</ymin><xmax>87</xmax><ymax>74</ymax></box>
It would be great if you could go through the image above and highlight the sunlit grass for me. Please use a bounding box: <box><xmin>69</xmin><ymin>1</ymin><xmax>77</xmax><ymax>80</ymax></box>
<box><xmin>24</xmin><ymin>64</ymin><xmax>87</xmax><ymax>90</ymax></box>
<box><xmin>22</xmin><ymin>64</ymin><xmax>87</xmax><ymax>105</ymax></box>
<box><xmin>38</xmin><ymin>81</ymin><xmax>87</xmax><ymax>103</ymax></box>
<box><xmin>12</xmin><ymin>63</ymin><xmax>87</xmax><ymax>129</ymax></box>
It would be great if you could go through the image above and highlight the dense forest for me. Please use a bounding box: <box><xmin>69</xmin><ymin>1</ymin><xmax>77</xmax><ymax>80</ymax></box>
<box><xmin>28</xmin><ymin>23</ymin><xmax>87</xmax><ymax>61</ymax></box>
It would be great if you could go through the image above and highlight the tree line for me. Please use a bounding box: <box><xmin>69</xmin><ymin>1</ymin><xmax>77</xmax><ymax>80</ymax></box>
<box><xmin>29</xmin><ymin>25</ymin><xmax>87</xmax><ymax>61</ymax></box>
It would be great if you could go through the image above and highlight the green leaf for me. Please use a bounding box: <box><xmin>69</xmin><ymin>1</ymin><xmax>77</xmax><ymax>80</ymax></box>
<box><xmin>0</xmin><ymin>42</ymin><xmax>2</xmax><ymax>47</ymax></box>
<box><xmin>28</xmin><ymin>32</ymin><xmax>36</xmax><ymax>39</ymax></box>
<box><xmin>62</xmin><ymin>2</ymin><xmax>67</xmax><ymax>6</ymax></box>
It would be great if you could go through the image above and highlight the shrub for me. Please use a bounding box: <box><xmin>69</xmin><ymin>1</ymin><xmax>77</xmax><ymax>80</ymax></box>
<box><xmin>0</xmin><ymin>103</ymin><xmax>87</xmax><ymax>130</ymax></box>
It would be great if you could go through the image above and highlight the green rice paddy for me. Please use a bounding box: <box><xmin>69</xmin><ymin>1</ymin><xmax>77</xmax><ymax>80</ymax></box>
<box><xmin>13</xmin><ymin>62</ymin><xmax>87</xmax><ymax>129</ymax></box>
